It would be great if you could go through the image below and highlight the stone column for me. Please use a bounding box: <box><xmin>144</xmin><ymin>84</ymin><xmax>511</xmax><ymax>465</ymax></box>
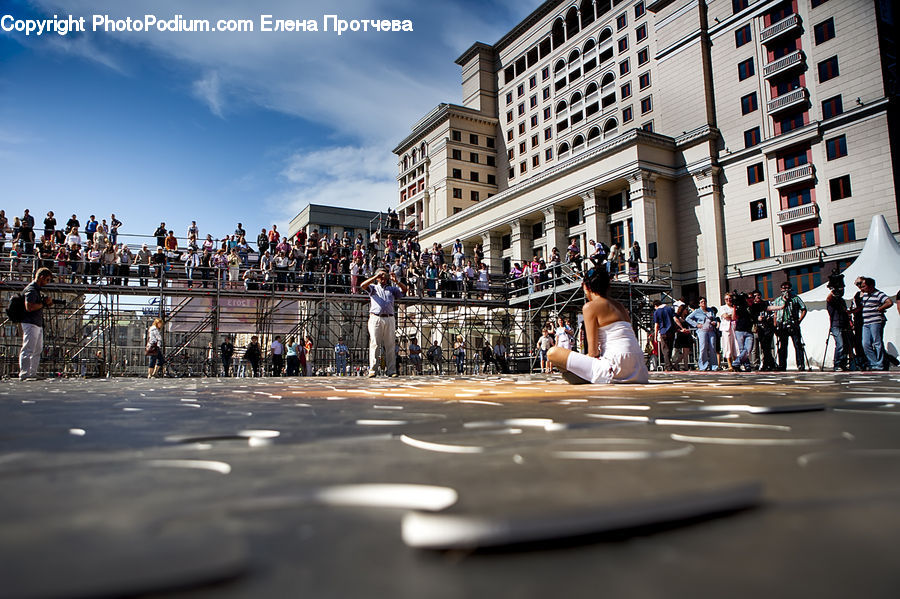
<box><xmin>481</xmin><ymin>230</ymin><xmax>503</xmax><ymax>274</ymax></box>
<box><xmin>582</xmin><ymin>190</ymin><xmax>610</xmax><ymax>246</ymax></box>
<box><xmin>509</xmin><ymin>220</ymin><xmax>533</xmax><ymax>268</ymax></box>
<box><xmin>694</xmin><ymin>166</ymin><xmax>726</xmax><ymax>303</ymax></box>
<box><xmin>543</xmin><ymin>206</ymin><xmax>570</xmax><ymax>256</ymax></box>
<box><xmin>628</xmin><ymin>170</ymin><xmax>658</xmax><ymax>255</ymax></box>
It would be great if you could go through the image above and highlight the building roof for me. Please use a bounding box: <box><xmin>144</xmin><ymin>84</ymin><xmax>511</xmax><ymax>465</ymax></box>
<box><xmin>392</xmin><ymin>104</ymin><xmax>499</xmax><ymax>155</ymax></box>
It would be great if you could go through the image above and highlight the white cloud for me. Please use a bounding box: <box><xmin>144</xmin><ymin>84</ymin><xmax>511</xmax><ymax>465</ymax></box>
<box><xmin>192</xmin><ymin>71</ymin><xmax>225</xmax><ymax>118</ymax></box>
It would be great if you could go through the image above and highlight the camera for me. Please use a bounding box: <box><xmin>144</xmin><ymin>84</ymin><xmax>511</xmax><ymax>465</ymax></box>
<box><xmin>48</xmin><ymin>298</ymin><xmax>67</xmax><ymax>307</ymax></box>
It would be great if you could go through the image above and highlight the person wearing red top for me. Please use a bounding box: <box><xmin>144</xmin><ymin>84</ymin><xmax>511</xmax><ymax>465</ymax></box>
<box><xmin>268</xmin><ymin>225</ymin><xmax>280</xmax><ymax>244</ymax></box>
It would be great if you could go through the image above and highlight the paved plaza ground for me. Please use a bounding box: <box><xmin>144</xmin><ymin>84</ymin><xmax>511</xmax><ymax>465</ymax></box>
<box><xmin>1</xmin><ymin>372</ymin><xmax>899</xmax><ymax>598</ymax></box>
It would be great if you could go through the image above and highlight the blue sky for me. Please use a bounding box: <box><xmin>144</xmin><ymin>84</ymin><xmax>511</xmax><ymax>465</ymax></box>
<box><xmin>1</xmin><ymin>0</ymin><xmax>539</xmax><ymax>243</ymax></box>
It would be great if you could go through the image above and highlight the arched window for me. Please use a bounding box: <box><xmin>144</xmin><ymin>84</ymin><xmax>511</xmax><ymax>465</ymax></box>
<box><xmin>585</xmin><ymin>82</ymin><xmax>599</xmax><ymax>96</ymax></box>
<box><xmin>601</xmin><ymin>71</ymin><xmax>615</xmax><ymax>87</ymax></box>
<box><xmin>583</xmin><ymin>38</ymin><xmax>596</xmax><ymax>54</ymax></box>
<box><xmin>603</xmin><ymin>118</ymin><xmax>618</xmax><ymax>133</ymax></box>
<box><xmin>420</xmin><ymin>142</ymin><xmax>427</xmax><ymax>158</ymax></box>
<box><xmin>588</xmin><ymin>127</ymin><xmax>601</xmax><ymax>141</ymax></box>
<box><xmin>558</xmin><ymin>142</ymin><xmax>571</xmax><ymax>154</ymax></box>
<box><xmin>554</xmin><ymin>58</ymin><xmax>567</xmax><ymax>73</ymax></box>
<box><xmin>568</xmin><ymin>49</ymin><xmax>580</xmax><ymax>63</ymax></box>
<box><xmin>403</xmin><ymin>156</ymin><xmax>409</xmax><ymax>170</ymax></box>
<box><xmin>411</xmin><ymin>149</ymin><xmax>417</xmax><ymax>164</ymax></box>
<box><xmin>552</xmin><ymin>18</ymin><xmax>565</xmax><ymax>49</ymax></box>
<box><xmin>598</xmin><ymin>27</ymin><xmax>612</xmax><ymax>44</ymax></box>
<box><xmin>556</xmin><ymin>100</ymin><xmax>568</xmax><ymax>113</ymax></box>
<box><xmin>570</xmin><ymin>91</ymin><xmax>583</xmax><ymax>105</ymax></box>
<box><xmin>573</xmin><ymin>134</ymin><xmax>585</xmax><ymax>148</ymax></box>
<box><xmin>580</xmin><ymin>0</ymin><xmax>595</xmax><ymax>28</ymax></box>
<box><xmin>596</xmin><ymin>0</ymin><xmax>611</xmax><ymax>19</ymax></box>
<box><xmin>565</xmin><ymin>7</ymin><xmax>580</xmax><ymax>37</ymax></box>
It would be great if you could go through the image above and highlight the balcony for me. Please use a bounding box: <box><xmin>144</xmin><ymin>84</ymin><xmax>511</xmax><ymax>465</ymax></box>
<box><xmin>776</xmin><ymin>202</ymin><xmax>818</xmax><ymax>227</ymax></box>
<box><xmin>763</xmin><ymin>50</ymin><xmax>804</xmax><ymax>79</ymax></box>
<box><xmin>767</xmin><ymin>87</ymin><xmax>808</xmax><ymax>114</ymax></box>
<box><xmin>780</xmin><ymin>246</ymin><xmax>820</xmax><ymax>265</ymax></box>
<box><xmin>760</xmin><ymin>14</ymin><xmax>801</xmax><ymax>44</ymax></box>
<box><xmin>774</xmin><ymin>163</ymin><xmax>815</xmax><ymax>188</ymax></box>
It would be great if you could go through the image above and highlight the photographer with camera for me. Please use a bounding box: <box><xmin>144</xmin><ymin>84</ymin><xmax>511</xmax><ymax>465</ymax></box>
<box><xmin>772</xmin><ymin>281</ymin><xmax>807</xmax><ymax>371</ymax></box>
<box><xmin>18</xmin><ymin>267</ymin><xmax>54</xmax><ymax>380</ymax></box>
<box><xmin>826</xmin><ymin>274</ymin><xmax>854</xmax><ymax>371</ymax></box>
<box><xmin>749</xmin><ymin>290</ymin><xmax>777</xmax><ymax>371</ymax></box>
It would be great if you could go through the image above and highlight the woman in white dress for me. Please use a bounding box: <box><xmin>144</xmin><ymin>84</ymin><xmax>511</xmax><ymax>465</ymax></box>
<box><xmin>718</xmin><ymin>293</ymin><xmax>739</xmax><ymax>370</ymax></box>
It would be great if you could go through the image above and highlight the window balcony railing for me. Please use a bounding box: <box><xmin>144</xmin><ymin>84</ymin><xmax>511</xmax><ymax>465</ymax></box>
<box><xmin>774</xmin><ymin>163</ymin><xmax>815</xmax><ymax>188</ymax></box>
<box><xmin>767</xmin><ymin>87</ymin><xmax>807</xmax><ymax>114</ymax></box>
<box><xmin>780</xmin><ymin>246</ymin><xmax>819</xmax><ymax>265</ymax></box>
<box><xmin>760</xmin><ymin>14</ymin><xmax>801</xmax><ymax>44</ymax></box>
<box><xmin>763</xmin><ymin>50</ymin><xmax>804</xmax><ymax>79</ymax></box>
<box><xmin>776</xmin><ymin>202</ymin><xmax>818</xmax><ymax>227</ymax></box>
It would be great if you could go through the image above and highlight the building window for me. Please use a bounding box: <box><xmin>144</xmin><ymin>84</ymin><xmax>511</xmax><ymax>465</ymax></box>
<box><xmin>518</xmin><ymin>103</ymin><xmax>526</xmax><ymax>116</ymax></box>
<box><xmin>822</xmin><ymin>95</ymin><xmax>843</xmax><ymax>119</ymax></box>
<box><xmin>517</xmin><ymin>84</ymin><xmax>524</xmax><ymax>97</ymax></box>
<box><xmin>544</xmin><ymin>126</ymin><xmax>552</xmax><ymax>140</ymax></box>
<box><xmin>507</xmin><ymin>129</ymin><xmax>514</xmax><ymax>141</ymax></box>
<box><xmin>738</xmin><ymin>58</ymin><xmax>754</xmax><ymax>81</ymax></box>
<box><xmin>634</xmin><ymin>2</ymin><xmax>645</xmax><ymax>18</ymax></box>
<box><xmin>620</xmin><ymin>83</ymin><xmax>631</xmax><ymax>100</ymax></box>
<box><xmin>620</xmin><ymin>59</ymin><xmax>630</xmax><ymax>76</ymax></box>
<box><xmin>545</xmin><ymin>147</ymin><xmax>553</xmax><ymax>161</ymax></box>
<box><xmin>753</xmin><ymin>239</ymin><xmax>771</xmax><ymax>260</ymax></box>
<box><xmin>519</xmin><ymin>122</ymin><xmax>526</xmax><ymax>135</ymax></box>
<box><xmin>741</xmin><ymin>92</ymin><xmax>758</xmax><ymax>114</ymax></box>
<box><xmin>830</xmin><ymin>174</ymin><xmax>851</xmax><ymax>200</ymax></box>
<box><xmin>471</xmin><ymin>190</ymin><xmax>480</xmax><ymax>202</ymax></box>
<box><xmin>623</xmin><ymin>106</ymin><xmax>633</xmax><ymax>122</ymax></box>
<box><xmin>826</xmin><ymin>134</ymin><xmax>847</xmax><ymax>160</ymax></box>
<box><xmin>486</xmin><ymin>156</ymin><xmax>496</xmax><ymax>166</ymax></box>
<box><xmin>530</xmin><ymin>95</ymin><xmax>538</xmax><ymax>108</ymax></box>
<box><xmin>486</xmin><ymin>137</ymin><xmax>495</xmax><ymax>148</ymax></box>
<box><xmin>747</xmin><ymin>163</ymin><xmax>764</xmax><ymax>184</ymax></box>
<box><xmin>637</xmin><ymin>48</ymin><xmax>649</xmax><ymax>65</ymax></box>
<box><xmin>834</xmin><ymin>220</ymin><xmax>856</xmax><ymax>244</ymax></box>
<box><xmin>790</xmin><ymin>229</ymin><xmax>816</xmax><ymax>250</ymax></box>
<box><xmin>529</xmin><ymin>115</ymin><xmax>538</xmax><ymax>128</ymax></box>
<box><xmin>542</xmin><ymin>66</ymin><xmax>550</xmax><ymax>80</ymax></box>
<box><xmin>811</xmin><ymin>0</ymin><xmax>829</xmax><ymax>7</ymax></box>
<box><xmin>487</xmin><ymin>174</ymin><xmax>496</xmax><ymax>185</ymax></box>
<box><xmin>470</xmin><ymin>171</ymin><xmax>479</xmax><ymax>182</ymax></box>
<box><xmin>506</xmin><ymin>92</ymin><xmax>513</xmax><ymax>105</ymax></box>
<box><xmin>785</xmin><ymin>187</ymin><xmax>812</xmax><ymax>207</ymax></box>
<box><xmin>814</xmin><ymin>18</ymin><xmax>835</xmax><ymax>45</ymax></box>
<box><xmin>452</xmin><ymin>168</ymin><xmax>462</xmax><ymax>179</ymax></box>
<box><xmin>640</xmin><ymin>96</ymin><xmax>652</xmax><ymax>114</ymax></box>
<box><xmin>452</xmin><ymin>188</ymin><xmax>462</xmax><ymax>199</ymax></box>
<box><xmin>787</xmin><ymin>265</ymin><xmax>822</xmax><ymax>293</ymax></box>
<box><xmin>453</xmin><ymin>207</ymin><xmax>462</xmax><ymax>215</ymax></box>
<box><xmin>616</xmin><ymin>13</ymin><xmax>627</xmax><ymax>30</ymax></box>
<box><xmin>470</xmin><ymin>152</ymin><xmax>479</xmax><ymax>163</ymax></box>
<box><xmin>636</xmin><ymin>23</ymin><xmax>647</xmax><ymax>42</ymax></box>
<box><xmin>543</xmin><ymin>107</ymin><xmax>552</xmax><ymax>119</ymax></box>
<box><xmin>780</xmin><ymin>148</ymin><xmax>808</xmax><ymax>170</ymax></box>
<box><xmin>610</xmin><ymin>222</ymin><xmax>625</xmax><ymax>248</ymax></box>
<box><xmin>509</xmin><ymin>168</ymin><xmax>515</xmax><ymax>179</ymax></box>
<box><xmin>777</xmin><ymin>111</ymin><xmax>806</xmax><ymax>134</ymax></box>
<box><xmin>756</xmin><ymin>273</ymin><xmax>774</xmax><ymax>300</ymax></box>
<box><xmin>818</xmin><ymin>56</ymin><xmax>839</xmax><ymax>82</ymax></box>
<box><xmin>529</xmin><ymin>75</ymin><xmax>537</xmax><ymax>89</ymax></box>
<box><xmin>508</xmin><ymin>148</ymin><xmax>515</xmax><ymax>160</ymax></box>
<box><xmin>618</xmin><ymin>36</ymin><xmax>629</xmax><ymax>53</ymax></box>
<box><xmin>519</xmin><ymin>161</ymin><xmax>527</xmax><ymax>174</ymax></box>
<box><xmin>506</xmin><ymin>110</ymin><xmax>513</xmax><ymax>123</ymax></box>
<box><xmin>732</xmin><ymin>0</ymin><xmax>750</xmax><ymax>13</ymax></box>
<box><xmin>543</xmin><ymin>87</ymin><xmax>551</xmax><ymax>100</ymax></box>
<box><xmin>519</xmin><ymin>141</ymin><xmax>526</xmax><ymax>153</ymax></box>
<box><xmin>451</xmin><ymin>130</ymin><xmax>461</xmax><ymax>142</ymax></box>
<box><xmin>744</xmin><ymin>126</ymin><xmax>761</xmax><ymax>148</ymax></box>
<box><xmin>532</xmin><ymin>154</ymin><xmax>540</xmax><ymax>167</ymax></box>
<box><xmin>638</xmin><ymin>72</ymin><xmax>651</xmax><ymax>89</ymax></box>
<box><xmin>531</xmin><ymin>134</ymin><xmax>539</xmax><ymax>148</ymax></box>
<box><xmin>641</xmin><ymin>121</ymin><xmax>653</xmax><ymax>132</ymax></box>
<box><xmin>735</xmin><ymin>23</ymin><xmax>752</xmax><ymax>47</ymax></box>
<box><xmin>750</xmin><ymin>199</ymin><xmax>767</xmax><ymax>221</ymax></box>
<box><xmin>452</xmin><ymin>149</ymin><xmax>462</xmax><ymax>160</ymax></box>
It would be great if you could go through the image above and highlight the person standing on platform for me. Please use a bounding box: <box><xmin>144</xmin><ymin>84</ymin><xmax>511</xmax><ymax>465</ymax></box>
<box><xmin>361</xmin><ymin>268</ymin><xmax>407</xmax><ymax>378</ymax></box>
<box><xmin>537</xmin><ymin>328</ymin><xmax>553</xmax><ymax>373</ymax></box>
<box><xmin>18</xmin><ymin>267</ymin><xmax>54</xmax><ymax>380</ymax></box>
<box><xmin>493</xmin><ymin>339</ymin><xmax>510</xmax><ymax>374</ymax></box>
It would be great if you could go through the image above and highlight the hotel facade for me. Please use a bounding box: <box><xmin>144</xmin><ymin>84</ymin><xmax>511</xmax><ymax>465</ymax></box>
<box><xmin>393</xmin><ymin>0</ymin><xmax>898</xmax><ymax>303</ymax></box>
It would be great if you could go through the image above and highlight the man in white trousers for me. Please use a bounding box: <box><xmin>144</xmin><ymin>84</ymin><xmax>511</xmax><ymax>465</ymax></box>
<box><xmin>20</xmin><ymin>267</ymin><xmax>54</xmax><ymax>380</ymax></box>
<box><xmin>361</xmin><ymin>268</ymin><xmax>407</xmax><ymax>377</ymax></box>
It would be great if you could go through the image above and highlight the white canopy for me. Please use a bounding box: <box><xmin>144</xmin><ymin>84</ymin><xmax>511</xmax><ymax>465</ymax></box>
<box><xmin>798</xmin><ymin>214</ymin><xmax>900</xmax><ymax>369</ymax></box>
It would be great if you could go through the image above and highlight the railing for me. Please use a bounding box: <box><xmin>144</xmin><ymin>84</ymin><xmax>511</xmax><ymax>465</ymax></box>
<box><xmin>760</xmin><ymin>14</ymin><xmax>801</xmax><ymax>44</ymax></box>
<box><xmin>763</xmin><ymin>50</ymin><xmax>804</xmax><ymax>78</ymax></box>
<box><xmin>767</xmin><ymin>87</ymin><xmax>807</xmax><ymax>114</ymax></box>
<box><xmin>505</xmin><ymin>259</ymin><xmax>674</xmax><ymax>299</ymax></box>
<box><xmin>774</xmin><ymin>163</ymin><xmax>815</xmax><ymax>188</ymax></box>
<box><xmin>780</xmin><ymin>247</ymin><xmax>819</xmax><ymax>264</ymax></box>
<box><xmin>776</xmin><ymin>203</ymin><xmax>818</xmax><ymax>225</ymax></box>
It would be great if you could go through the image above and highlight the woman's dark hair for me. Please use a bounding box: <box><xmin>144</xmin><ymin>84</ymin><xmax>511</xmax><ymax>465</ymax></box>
<box><xmin>583</xmin><ymin>262</ymin><xmax>610</xmax><ymax>296</ymax></box>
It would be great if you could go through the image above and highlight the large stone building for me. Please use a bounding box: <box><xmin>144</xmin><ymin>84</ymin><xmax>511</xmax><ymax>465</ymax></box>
<box><xmin>393</xmin><ymin>0</ymin><xmax>898</xmax><ymax>302</ymax></box>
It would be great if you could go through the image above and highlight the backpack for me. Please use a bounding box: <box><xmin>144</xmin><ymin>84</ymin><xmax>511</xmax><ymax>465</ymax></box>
<box><xmin>6</xmin><ymin>294</ymin><xmax>26</xmax><ymax>323</ymax></box>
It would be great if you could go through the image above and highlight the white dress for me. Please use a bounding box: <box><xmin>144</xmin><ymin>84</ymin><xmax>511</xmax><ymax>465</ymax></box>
<box><xmin>566</xmin><ymin>321</ymin><xmax>649</xmax><ymax>384</ymax></box>
<box><xmin>718</xmin><ymin>304</ymin><xmax>739</xmax><ymax>361</ymax></box>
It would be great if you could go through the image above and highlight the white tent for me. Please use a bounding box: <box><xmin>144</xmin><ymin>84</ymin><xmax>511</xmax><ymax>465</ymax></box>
<box><xmin>797</xmin><ymin>214</ymin><xmax>900</xmax><ymax>369</ymax></box>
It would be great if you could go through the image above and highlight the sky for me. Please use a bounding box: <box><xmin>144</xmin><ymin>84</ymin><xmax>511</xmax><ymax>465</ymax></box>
<box><xmin>1</xmin><ymin>0</ymin><xmax>541</xmax><ymax>244</ymax></box>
